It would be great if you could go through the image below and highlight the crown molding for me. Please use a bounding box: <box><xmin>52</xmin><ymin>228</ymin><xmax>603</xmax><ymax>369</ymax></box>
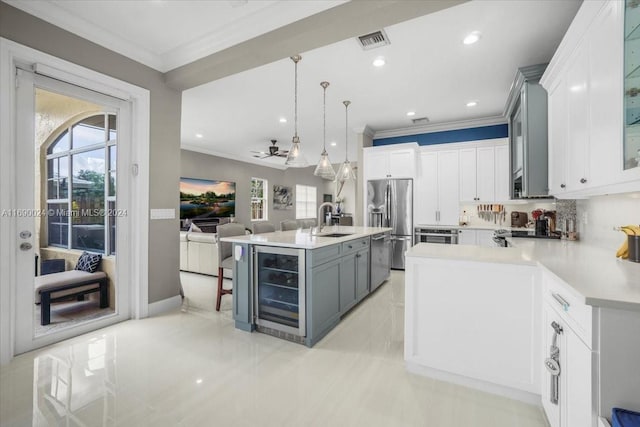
<box><xmin>373</xmin><ymin>115</ymin><xmax>507</xmax><ymax>140</ymax></box>
<box><xmin>181</xmin><ymin>143</ymin><xmax>288</xmax><ymax>170</ymax></box>
<box><xmin>5</xmin><ymin>0</ymin><xmax>163</xmax><ymax>70</ymax></box>
<box><xmin>502</xmin><ymin>63</ymin><xmax>547</xmax><ymax>117</ymax></box>
<box><xmin>353</xmin><ymin>125</ymin><xmax>375</xmax><ymax>138</ymax></box>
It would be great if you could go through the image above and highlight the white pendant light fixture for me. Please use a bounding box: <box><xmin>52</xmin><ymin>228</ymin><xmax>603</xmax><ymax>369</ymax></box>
<box><xmin>314</xmin><ymin>81</ymin><xmax>336</xmax><ymax>180</ymax></box>
<box><xmin>336</xmin><ymin>100</ymin><xmax>356</xmax><ymax>181</ymax></box>
<box><xmin>285</xmin><ymin>54</ymin><xmax>308</xmax><ymax>167</ymax></box>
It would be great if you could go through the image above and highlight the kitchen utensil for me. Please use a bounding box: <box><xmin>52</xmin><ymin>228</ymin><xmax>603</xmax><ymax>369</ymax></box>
<box><xmin>532</xmin><ymin>209</ymin><xmax>543</xmax><ymax>221</ymax></box>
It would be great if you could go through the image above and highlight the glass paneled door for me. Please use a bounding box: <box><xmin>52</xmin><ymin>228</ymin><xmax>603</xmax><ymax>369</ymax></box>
<box><xmin>13</xmin><ymin>69</ymin><xmax>131</xmax><ymax>354</ymax></box>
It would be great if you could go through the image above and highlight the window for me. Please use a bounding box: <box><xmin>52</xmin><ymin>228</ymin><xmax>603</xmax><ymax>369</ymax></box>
<box><xmin>250</xmin><ymin>177</ymin><xmax>268</xmax><ymax>221</ymax></box>
<box><xmin>46</xmin><ymin>113</ymin><xmax>116</xmax><ymax>255</ymax></box>
<box><xmin>295</xmin><ymin>185</ymin><xmax>317</xmax><ymax>219</ymax></box>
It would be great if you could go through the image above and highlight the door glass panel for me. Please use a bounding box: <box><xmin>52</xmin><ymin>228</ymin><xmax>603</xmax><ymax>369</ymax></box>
<box><xmin>72</xmin><ymin>115</ymin><xmax>106</xmax><ymax>149</ymax></box>
<box><xmin>625</xmin><ymin>0</ymin><xmax>640</xmax><ymax>169</ymax></box>
<box><xmin>71</xmin><ymin>149</ymin><xmax>106</xmax><ymax>252</ymax></box>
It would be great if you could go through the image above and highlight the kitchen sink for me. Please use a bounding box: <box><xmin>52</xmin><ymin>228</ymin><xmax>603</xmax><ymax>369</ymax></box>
<box><xmin>320</xmin><ymin>233</ymin><xmax>353</xmax><ymax>238</ymax></box>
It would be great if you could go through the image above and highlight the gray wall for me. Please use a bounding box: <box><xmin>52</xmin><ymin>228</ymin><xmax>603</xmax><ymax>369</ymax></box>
<box><xmin>181</xmin><ymin>150</ymin><xmax>329</xmax><ymax>227</ymax></box>
<box><xmin>0</xmin><ymin>2</ymin><xmax>182</xmax><ymax>303</ymax></box>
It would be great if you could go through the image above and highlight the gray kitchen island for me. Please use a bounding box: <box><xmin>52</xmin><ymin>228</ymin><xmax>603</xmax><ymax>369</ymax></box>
<box><xmin>220</xmin><ymin>226</ymin><xmax>392</xmax><ymax>347</ymax></box>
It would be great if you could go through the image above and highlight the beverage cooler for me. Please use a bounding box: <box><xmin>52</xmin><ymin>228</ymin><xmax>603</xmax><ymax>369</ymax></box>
<box><xmin>254</xmin><ymin>246</ymin><xmax>305</xmax><ymax>337</ymax></box>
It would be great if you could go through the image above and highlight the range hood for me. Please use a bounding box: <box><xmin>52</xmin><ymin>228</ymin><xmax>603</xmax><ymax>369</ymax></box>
<box><xmin>504</xmin><ymin>64</ymin><xmax>551</xmax><ymax>199</ymax></box>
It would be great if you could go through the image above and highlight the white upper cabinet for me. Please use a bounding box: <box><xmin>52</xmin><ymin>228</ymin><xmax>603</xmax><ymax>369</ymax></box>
<box><xmin>565</xmin><ymin>40</ymin><xmax>590</xmax><ymax>191</ymax></box>
<box><xmin>548</xmin><ymin>77</ymin><xmax>569</xmax><ymax>195</ymax></box>
<box><xmin>459</xmin><ymin>139</ymin><xmax>509</xmax><ymax>202</ymax></box>
<box><xmin>494</xmin><ymin>143</ymin><xmax>510</xmax><ymax>201</ymax></box>
<box><xmin>476</xmin><ymin>146</ymin><xmax>496</xmax><ymax>201</ymax></box>
<box><xmin>363</xmin><ymin>145</ymin><xmax>417</xmax><ymax>180</ymax></box>
<box><xmin>415</xmin><ymin>149</ymin><xmax>459</xmax><ymax>226</ymax></box>
<box><xmin>459</xmin><ymin>148</ymin><xmax>478</xmax><ymax>201</ymax></box>
<box><xmin>542</xmin><ymin>0</ymin><xmax>634</xmax><ymax>197</ymax></box>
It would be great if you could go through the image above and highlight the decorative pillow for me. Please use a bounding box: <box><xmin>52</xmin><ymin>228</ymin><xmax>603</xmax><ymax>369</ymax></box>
<box><xmin>189</xmin><ymin>223</ymin><xmax>202</xmax><ymax>232</ymax></box>
<box><xmin>75</xmin><ymin>251</ymin><xmax>102</xmax><ymax>273</ymax></box>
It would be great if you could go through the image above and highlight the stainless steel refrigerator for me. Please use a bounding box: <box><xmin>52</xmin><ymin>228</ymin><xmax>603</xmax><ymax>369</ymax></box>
<box><xmin>366</xmin><ymin>178</ymin><xmax>413</xmax><ymax>269</ymax></box>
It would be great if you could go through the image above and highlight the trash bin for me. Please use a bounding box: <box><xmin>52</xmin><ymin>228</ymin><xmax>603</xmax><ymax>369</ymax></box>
<box><xmin>612</xmin><ymin>408</ymin><xmax>640</xmax><ymax>427</ymax></box>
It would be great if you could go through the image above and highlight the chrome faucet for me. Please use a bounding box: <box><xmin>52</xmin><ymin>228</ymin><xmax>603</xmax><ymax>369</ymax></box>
<box><xmin>317</xmin><ymin>202</ymin><xmax>334</xmax><ymax>233</ymax></box>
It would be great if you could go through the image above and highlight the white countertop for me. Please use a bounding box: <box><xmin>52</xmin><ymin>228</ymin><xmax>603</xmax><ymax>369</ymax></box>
<box><xmin>406</xmin><ymin>240</ymin><xmax>640</xmax><ymax>311</ymax></box>
<box><xmin>219</xmin><ymin>226</ymin><xmax>392</xmax><ymax>249</ymax></box>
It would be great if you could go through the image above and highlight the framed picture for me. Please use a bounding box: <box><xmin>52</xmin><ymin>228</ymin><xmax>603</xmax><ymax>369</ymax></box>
<box><xmin>179</xmin><ymin>177</ymin><xmax>236</xmax><ymax>219</ymax></box>
<box><xmin>273</xmin><ymin>185</ymin><xmax>293</xmax><ymax>210</ymax></box>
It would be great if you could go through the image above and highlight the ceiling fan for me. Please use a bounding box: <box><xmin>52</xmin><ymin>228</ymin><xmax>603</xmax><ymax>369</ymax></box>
<box><xmin>252</xmin><ymin>139</ymin><xmax>289</xmax><ymax>159</ymax></box>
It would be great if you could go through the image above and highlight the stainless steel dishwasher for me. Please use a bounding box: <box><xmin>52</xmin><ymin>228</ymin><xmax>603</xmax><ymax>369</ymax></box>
<box><xmin>370</xmin><ymin>231</ymin><xmax>391</xmax><ymax>292</ymax></box>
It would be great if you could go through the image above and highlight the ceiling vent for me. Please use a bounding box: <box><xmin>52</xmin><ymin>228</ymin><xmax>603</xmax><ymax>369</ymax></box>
<box><xmin>412</xmin><ymin>117</ymin><xmax>430</xmax><ymax>125</ymax></box>
<box><xmin>357</xmin><ymin>29</ymin><xmax>390</xmax><ymax>50</ymax></box>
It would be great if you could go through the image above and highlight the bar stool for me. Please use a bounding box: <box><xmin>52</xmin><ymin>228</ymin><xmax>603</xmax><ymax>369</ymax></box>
<box><xmin>280</xmin><ymin>220</ymin><xmax>299</xmax><ymax>231</ymax></box>
<box><xmin>216</xmin><ymin>223</ymin><xmax>247</xmax><ymax>311</ymax></box>
<box><xmin>252</xmin><ymin>222</ymin><xmax>276</xmax><ymax>234</ymax></box>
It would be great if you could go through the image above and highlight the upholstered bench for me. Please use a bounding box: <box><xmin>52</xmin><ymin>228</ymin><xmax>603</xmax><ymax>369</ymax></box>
<box><xmin>35</xmin><ymin>270</ymin><xmax>108</xmax><ymax>326</ymax></box>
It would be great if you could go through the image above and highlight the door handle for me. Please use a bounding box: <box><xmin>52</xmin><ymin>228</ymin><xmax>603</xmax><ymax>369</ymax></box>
<box><xmin>19</xmin><ymin>230</ymin><xmax>31</xmax><ymax>239</ymax></box>
<box><xmin>20</xmin><ymin>242</ymin><xmax>32</xmax><ymax>251</ymax></box>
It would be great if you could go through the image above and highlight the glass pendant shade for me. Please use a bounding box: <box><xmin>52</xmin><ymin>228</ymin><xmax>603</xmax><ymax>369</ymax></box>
<box><xmin>314</xmin><ymin>149</ymin><xmax>336</xmax><ymax>179</ymax></box>
<box><xmin>337</xmin><ymin>159</ymin><xmax>356</xmax><ymax>181</ymax></box>
<box><xmin>314</xmin><ymin>81</ymin><xmax>336</xmax><ymax>180</ymax></box>
<box><xmin>336</xmin><ymin>100</ymin><xmax>355</xmax><ymax>182</ymax></box>
<box><xmin>285</xmin><ymin>55</ymin><xmax>308</xmax><ymax>167</ymax></box>
<box><xmin>285</xmin><ymin>135</ymin><xmax>308</xmax><ymax>167</ymax></box>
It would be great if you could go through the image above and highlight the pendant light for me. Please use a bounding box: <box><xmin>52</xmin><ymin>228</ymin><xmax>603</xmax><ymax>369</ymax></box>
<box><xmin>313</xmin><ymin>81</ymin><xmax>336</xmax><ymax>180</ymax></box>
<box><xmin>336</xmin><ymin>100</ymin><xmax>356</xmax><ymax>181</ymax></box>
<box><xmin>285</xmin><ymin>54</ymin><xmax>308</xmax><ymax>167</ymax></box>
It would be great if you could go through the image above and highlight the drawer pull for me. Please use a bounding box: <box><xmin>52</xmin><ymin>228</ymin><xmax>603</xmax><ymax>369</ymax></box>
<box><xmin>552</xmin><ymin>293</ymin><xmax>570</xmax><ymax>311</ymax></box>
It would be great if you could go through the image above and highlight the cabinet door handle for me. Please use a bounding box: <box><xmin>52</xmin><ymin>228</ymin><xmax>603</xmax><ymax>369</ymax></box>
<box><xmin>560</xmin><ymin>184</ymin><xmax>566</xmax><ymax>189</ymax></box>
<box><xmin>348</xmin><ymin>245</ymin><xmax>353</xmax><ymax>249</ymax></box>
<box><xmin>552</xmin><ymin>293</ymin><xmax>570</xmax><ymax>311</ymax></box>
<box><xmin>580</xmin><ymin>178</ymin><xmax>587</xmax><ymax>184</ymax></box>
<box><xmin>356</xmin><ymin>253</ymin><xmax>361</xmax><ymax>258</ymax></box>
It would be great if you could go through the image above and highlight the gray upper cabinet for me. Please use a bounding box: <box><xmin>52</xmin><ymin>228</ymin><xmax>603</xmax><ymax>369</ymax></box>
<box><xmin>505</xmin><ymin>64</ymin><xmax>549</xmax><ymax>199</ymax></box>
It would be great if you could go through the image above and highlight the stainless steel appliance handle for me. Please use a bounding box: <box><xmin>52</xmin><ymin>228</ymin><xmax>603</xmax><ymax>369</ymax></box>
<box><xmin>390</xmin><ymin>236</ymin><xmax>411</xmax><ymax>241</ymax></box>
<box><xmin>385</xmin><ymin>182</ymin><xmax>391</xmax><ymax>227</ymax></box>
<box><xmin>552</xmin><ymin>293</ymin><xmax>570</xmax><ymax>310</ymax></box>
<box><xmin>416</xmin><ymin>232</ymin><xmax>457</xmax><ymax>237</ymax></box>
<box><xmin>371</xmin><ymin>235</ymin><xmax>387</xmax><ymax>241</ymax></box>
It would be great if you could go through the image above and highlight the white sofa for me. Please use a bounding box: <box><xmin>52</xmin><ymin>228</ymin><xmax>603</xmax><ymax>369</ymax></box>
<box><xmin>180</xmin><ymin>231</ymin><xmax>230</xmax><ymax>277</ymax></box>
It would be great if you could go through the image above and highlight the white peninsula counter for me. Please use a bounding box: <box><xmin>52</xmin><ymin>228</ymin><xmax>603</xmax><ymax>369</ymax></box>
<box><xmin>405</xmin><ymin>241</ymin><xmax>640</xmax><ymax>425</ymax></box>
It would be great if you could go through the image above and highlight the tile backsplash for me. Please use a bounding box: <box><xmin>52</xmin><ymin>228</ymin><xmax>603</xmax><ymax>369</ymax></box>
<box><xmin>577</xmin><ymin>192</ymin><xmax>640</xmax><ymax>251</ymax></box>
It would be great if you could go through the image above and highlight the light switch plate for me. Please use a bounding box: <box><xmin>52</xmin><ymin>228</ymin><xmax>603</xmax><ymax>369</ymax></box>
<box><xmin>150</xmin><ymin>208</ymin><xmax>175</xmax><ymax>220</ymax></box>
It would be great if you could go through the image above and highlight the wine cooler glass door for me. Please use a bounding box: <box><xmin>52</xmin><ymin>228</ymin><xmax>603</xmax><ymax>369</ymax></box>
<box><xmin>255</xmin><ymin>246</ymin><xmax>305</xmax><ymax>336</ymax></box>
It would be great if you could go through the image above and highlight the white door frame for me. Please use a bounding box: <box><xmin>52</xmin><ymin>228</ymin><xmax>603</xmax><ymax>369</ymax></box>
<box><xmin>0</xmin><ymin>38</ymin><xmax>150</xmax><ymax>365</ymax></box>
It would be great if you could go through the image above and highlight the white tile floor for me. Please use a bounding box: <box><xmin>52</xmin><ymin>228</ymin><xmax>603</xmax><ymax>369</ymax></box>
<box><xmin>0</xmin><ymin>271</ymin><xmax>549</xmax><ymax>427</ymax></box>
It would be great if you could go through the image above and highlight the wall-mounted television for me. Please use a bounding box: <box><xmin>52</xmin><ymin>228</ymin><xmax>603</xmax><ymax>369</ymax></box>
<box><xmin>179</xmin><ymin>177</ymin><xmax>236</xmax><ymax>219</ymax></box>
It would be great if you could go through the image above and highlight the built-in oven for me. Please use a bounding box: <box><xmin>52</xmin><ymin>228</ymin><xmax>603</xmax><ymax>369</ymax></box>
<box><xmin>414</xmin><ymin>227</ymin><xmax>459</xmax><ymax>245</ymax></box>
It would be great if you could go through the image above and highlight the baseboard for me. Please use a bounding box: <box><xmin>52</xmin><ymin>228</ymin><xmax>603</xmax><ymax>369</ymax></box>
<box><xmin>405</xmin><ymin>361</ymin><xmax>542</xmax><ymax>406</ymax></box>
<box><xmin>148</xmin><ymin>295</ymin><xmax>182</xmax><ymax>317</ymax></box>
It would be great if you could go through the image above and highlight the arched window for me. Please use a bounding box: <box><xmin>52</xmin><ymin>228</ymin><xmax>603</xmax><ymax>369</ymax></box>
<box><xmin>46</xmin><ymin>113</ymin><xmax>116</xmax><ymax>255</ymax></box>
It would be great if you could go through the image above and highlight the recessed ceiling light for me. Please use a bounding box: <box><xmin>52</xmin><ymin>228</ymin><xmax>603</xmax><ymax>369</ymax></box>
<box><xmin>279</xmin><ymin>117</ymin><xmax>287</xmax><ymax>123</ymax></box>
<box><xmin>196</xmin><ymin>378</ymin><xmax>203</xmax><ymax>384</ymax></box>
<box><xmin>406</xmin><ymin>111</ymin><xmax>416</xmax><ymax>117</ymax></box>
<box><xmin>463</xmin><ymin>31</ymin><xmax>481</xmax><ymax>45</ymax></box>
<box><xmin>330</xmin><ymin>142</ymin><xmax>337</xmax><ymax>147</ymax></box>
<box><xmin>195</xmin><ymin>133</ymin><xmax>203</xmax><ymax>138</ymax></box>
<box><xmin>372</xmin><ymin>57</ymin><xmax>386</xmax><ymax>67</ymax></box>
<box><xmin>466</xmin><ymin>101</ymin><xmax>478</xmax><ymax>107</ymax></box>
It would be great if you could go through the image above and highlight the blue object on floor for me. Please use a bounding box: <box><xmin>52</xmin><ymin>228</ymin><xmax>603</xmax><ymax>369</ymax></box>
<box><xmin>612</xmin><ymin>407</ymin><xmax>640</xmax><ymax>427</ymax></box>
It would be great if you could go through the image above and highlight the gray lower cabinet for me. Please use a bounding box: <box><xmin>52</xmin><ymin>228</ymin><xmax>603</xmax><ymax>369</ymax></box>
<box><xmin>355</xmin><ymin>247</ymin><xmax>370</xmax><ymax>302</ymax></box>
<box><xmin>339</xmin><ymin>253</ymin><xmax>357</xmax><ymax>313</ymax></box>
<box><xmin>307</xmin><ymin>258</ymin><xmax>341</xmax><ymax>344</ymax></box>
